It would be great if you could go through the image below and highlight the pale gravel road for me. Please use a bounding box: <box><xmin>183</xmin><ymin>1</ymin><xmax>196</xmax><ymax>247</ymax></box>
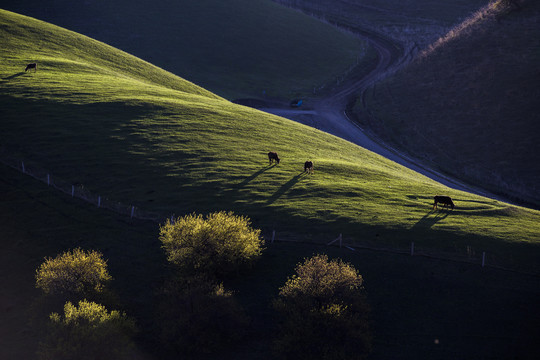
<box><xmin>260</xmin><ymin>32</ymin><xmax>513</xmax><ymax>204</ymax></box>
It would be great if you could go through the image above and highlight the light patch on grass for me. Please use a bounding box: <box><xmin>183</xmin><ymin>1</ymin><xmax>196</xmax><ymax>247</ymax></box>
<box><xmin>1</xmin><ymin>9</ymin><xmax>539</xmax><ymax>264</ymax></box>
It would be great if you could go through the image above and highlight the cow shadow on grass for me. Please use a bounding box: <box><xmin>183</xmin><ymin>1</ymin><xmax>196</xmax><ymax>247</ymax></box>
<box><xmin>219</xmin><ymin>164</ymin><xmax>276</xmax><ymax>204</ymax></box>
<box><xmin>266</xmin><ymin>172</ymin><xmax>306</xmax><ymax>205</ymax></box>
<box><xmin>235</xmin><ymin>164</ymin><xmax>276</xmax><ymax>189</ymax></box>
<box><xmin>411</xmin><ymin>210</ymin><xmax>450</xmax><ymax>230</ymax></box>
<box><xmin>2</xmin><ymin>72</ymin><xmax>26</xmax><ymax>80</ymax></box>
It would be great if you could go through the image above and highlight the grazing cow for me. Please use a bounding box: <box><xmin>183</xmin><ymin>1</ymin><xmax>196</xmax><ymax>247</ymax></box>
<box><xmin>268</xmin><ymin>151</ymin><xmax>280</xmax><ymax>165</ymax></box>
<box><xmin>25</xmin><ymin>63</ymin><xmax>37</xmax><ymax>72</ymax></box>
<box><xmin>433</xmin><ymin>195</ymin><xmax>454</xmax><ymax>210</ymax></box>
<box><xmin>304</xmin><ymin>160</ymin><xmax>313</xmax><ymax>174</ymax></box>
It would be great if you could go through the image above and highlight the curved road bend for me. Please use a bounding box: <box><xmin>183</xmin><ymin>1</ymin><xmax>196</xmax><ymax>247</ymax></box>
<box><xmin>261</xmin><ymin>30</ymin><xmax>514</xmax><ymax>204</ymax></box>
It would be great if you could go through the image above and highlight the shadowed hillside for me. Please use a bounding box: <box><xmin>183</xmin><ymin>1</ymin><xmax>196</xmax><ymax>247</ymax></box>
<box><xmin>273</xmin><ymin>0</ymin><xmax>488</xmax><ymax>48</ymax></box>
<box><xmin>1</xmin><ymin>9</ymin><xmax>539</xmax><ymax>269</ymax></box>
<box><xmin>1</xmin><ymin>0</ymin><xmax>366</xmax><ymax>100</ymax></box>
<box><xmin>2</xmin><ymin>162</ymin><xmax>539</xmax><ymax>359</ymax></box>
<box><xmin>1</xmin><ymin>6</ymin><xmax>539</xmax><ymax>360</ymax></box>
<box><xmin>355</xmin><ymin>0</ymin><xmax>540</xmax><ymax>207</ymax></box>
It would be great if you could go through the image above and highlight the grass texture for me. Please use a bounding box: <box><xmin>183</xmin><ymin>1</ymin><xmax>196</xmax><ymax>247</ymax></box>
<box><xmin>1</xmin><ymin>0</ymin><xmax>366</xmax><ymax>100</ymax></box>
<box><xmin>1</xmin><ymin>163</ymin><xmax>539</xmax><ymax>359</ymax></box>
<box><xmin>356</xmin><ymin>0</ymin><xmax>540</xmax><ymax>206</ymax></box>
<box><xmin>1</xmin><ymin>9</ymin><xmax>539</xmax><ymax>270</ymax></box>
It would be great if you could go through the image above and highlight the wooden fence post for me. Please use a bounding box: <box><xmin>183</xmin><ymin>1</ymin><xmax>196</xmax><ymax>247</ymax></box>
<box><xmin>327</xmin><ymin>234</ymin><xmax>343</xmax><ymax>247</ymax></box>
<box><xmin>97</xmin><ymin>196</ymin><xmax>101</xmax><ymax>208</ymax></box>
<box><xmin>21</xmin><ymin>161</ymin><xmax>25</xmax><ymax>173</ymax></box>
<box><xmin>71</xmin><ymin>185</ymin><xmax>75</xmax><ymax>197</ymax></box>
<box><xmin>271</xmin><ymin>230</ymin><xmax>275</xmax><ymax>243</ymax></box>
<box><xmin>482</xmin><ymin>252</ymin><xmax>486</xmax><ymax>267</ymax></box>
<box><xmin>47</xmin><ymin>174</ymin><xmax>50</xmax><ymax>186</ymax></box>
<box><xmin>131</xmin><ymin>206</ymin><xmax>135</xmax><ymax>219</ymax></box>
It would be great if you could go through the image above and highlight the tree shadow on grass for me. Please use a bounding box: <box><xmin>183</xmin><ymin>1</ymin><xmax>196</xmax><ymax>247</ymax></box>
<box><xmin>411</xmin><ymin>210</ymin><xmax>450</xmax><ymax>230</ymax></box>
<box><xmin>3</xmin><ymin>72</ymin><xmax>26</xmax><ymax>80</ymax></box>
<box><xmin>266</xmin><ymin>172</ymin><xmax>306</xmax><ymax>205</ymax></box>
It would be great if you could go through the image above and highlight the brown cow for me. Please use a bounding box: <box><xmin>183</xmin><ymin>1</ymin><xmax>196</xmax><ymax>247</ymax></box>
<box><xmin>433</xmin><ymin>195</ymin><xmax>454</xmax><ymax>210</ymax></box>
<box><xmin>304</xmin><ymin>160</ymin><xmax>313</xmax><ymax>174</ymax></box>
<box><xmin>25</xmin><ymin>63</ymin><xmax>37</xmax><ymax>72</ymax></box>
<box><xmin>268</xmin><ymin>151</ymin><xmax>280</xmax><ymax>165</ymax></box>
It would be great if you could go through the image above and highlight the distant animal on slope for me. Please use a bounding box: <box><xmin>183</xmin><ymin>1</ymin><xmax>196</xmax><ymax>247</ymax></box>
<box><xmin>304</xmin><ymin>160</ymin><xmax>314</xmax><ymax>174</ymax></box>
<box><xmin>25</xmin><ymin>63</ymin><xmax>37</xmax><ymax>72</ymax></box>
<box><xmin>433</xmin><ymin>195</ymin><xmax>454</xmax><ymax>210</ymax></box>
<box><xmin>268</xmin><ymin>151</ymin><xmax>280</xmax><ymax>165</ymax></box>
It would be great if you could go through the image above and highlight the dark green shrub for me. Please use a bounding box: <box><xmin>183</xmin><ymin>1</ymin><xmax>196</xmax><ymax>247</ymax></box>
<box><xmin>273</xmin><ymin>254</ymin><xmax>372</xmax><ymax>360</ymax></box>
<box><xmin>158</xmin><ymin>275</ymin><xmax>249</xmax><ymax>357</ymax></box>
<box><xmin>35</xmin><ymin>248</ymin><xmax>112</xmax><ymax>298</ymax></box>
<box><xmin>159</xmin><ymin>211</ymin><xmax>264</xmax><ymax>277</ymax></box>
<box><xmin>37</xmin><ymin>300</ymin><xmax>136</xmax><ymax>360</ymax></box>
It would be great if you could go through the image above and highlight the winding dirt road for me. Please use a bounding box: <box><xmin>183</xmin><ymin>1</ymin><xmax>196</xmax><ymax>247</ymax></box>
<box><xmin>261</xmin><ymin>29</ymin><xmax>512</xmax><ymax>204</ymax></box>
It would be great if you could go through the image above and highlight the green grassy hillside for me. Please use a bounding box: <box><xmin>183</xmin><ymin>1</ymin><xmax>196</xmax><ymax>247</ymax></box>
<box><xmin>355</xmin><ymin>0</ymin><xmax>540</xmax><ymax>207</ymax></box>
<box><xmin>2</xmin><ymin>163</ymin><xmax>539</xmax><ymax>359</ymax></box>
<box><xmin>1</xmin><ymin>10</ymin><xmax>539</xmax><ymax>271</ymax></box>
<box><xmin>1</xmin><ymin>0</ymin><xmax>367</xmax><ymax>100</ymax></box>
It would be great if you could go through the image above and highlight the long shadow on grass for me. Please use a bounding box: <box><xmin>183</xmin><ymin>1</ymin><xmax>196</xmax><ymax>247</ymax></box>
<box><xmin>235</xmin><ymin>164</ymin><xmax>276</xmax><ymax>188</ymax></box>
<box><xmin>411</xmin><ymin>210</ymin><xmax>449</xmax><ymax>230</ymax></box>
<box><xmin>266</xmin><ymin>172</ymin><xmax>305</xmax><ymax>205</ymax></box>
<box><xmin>2</xmin><ymin>72</ymin><xmax>26</xmax><ymax>80</ymax></box>
<box><xmin>217</xmin><ymin>165</ymin><xmax>276</xmax><ymax>206</ymax></box>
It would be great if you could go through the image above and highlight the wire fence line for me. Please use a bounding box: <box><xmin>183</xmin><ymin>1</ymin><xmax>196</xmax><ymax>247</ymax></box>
<box><xmin>268</xmin><ymin>231</ymin><xmax>539</xmax><ymax>276</ymax></box>
<box><xmin>0</xmin><ymin>149</ymin><xmax>163</xmax><ymax>222</ymax></box>
<box><xmin>1</xmin><ymin>148</ymin><xmax>538</xmax><ymax>276</ymax></box>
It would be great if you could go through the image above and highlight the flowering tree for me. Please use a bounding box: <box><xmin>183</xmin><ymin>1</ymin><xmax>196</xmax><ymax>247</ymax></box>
<box><xmin>159</xmin><ymin>211</ymin><xmax>263</xmax><ymax>277</ymax></box>
<box><xmin>35</xmin><ymin>248</ymin><xmax>112</xmax><ymax>297</ymax></box>
<box><xmin>274</xmin><ymin>254</ymin><xmax>372</xmax><ymax>359</ymax></box>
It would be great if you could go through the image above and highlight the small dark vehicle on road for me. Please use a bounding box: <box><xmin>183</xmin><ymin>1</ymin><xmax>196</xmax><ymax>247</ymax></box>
<box><xmin>290</xmin><ymin>99</ymin><xmax>303</xmax><ymax>107</ymax></box>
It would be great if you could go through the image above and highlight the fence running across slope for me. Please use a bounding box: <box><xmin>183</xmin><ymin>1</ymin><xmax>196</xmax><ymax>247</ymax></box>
<box><xmin>1</xmin><ymin>148</ymin><xmax>537</xmax><ymax>276</ymax></box>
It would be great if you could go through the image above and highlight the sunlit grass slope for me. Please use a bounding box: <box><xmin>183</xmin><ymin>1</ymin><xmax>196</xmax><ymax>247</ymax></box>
<box><xmin>2</xmin><ymin>0</ymin><xmax>366</xmax><ymax>100</ymax></box>
<box><xmin>2</xmin><ymin>163</ymin><xmax>539</xmax><ymax>359</ymax></box>
<box><xmin>1</xmin><ymin>10</ymin><xmax>539</xmax><ymax>269</ymax></box>
<box><xmin>356</xmin><ymin>0</ymin><xmax>540</xmax><ymax>207</ymax></box>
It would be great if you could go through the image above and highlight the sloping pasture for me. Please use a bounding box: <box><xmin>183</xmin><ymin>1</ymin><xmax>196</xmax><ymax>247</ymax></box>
<box><xmin>1</xmin><ymin>0</ymin><xmax>367</xmax><ymax>100</ymax></box>
<box><xmin>1</xmin><ymin>10</ymin><xmax>539</xmax><ymax>271</ymax></box>
<box><xmin>1</xmin><ymin>163</ymin><xmax>539</xmax><ymax>359</ymax></box>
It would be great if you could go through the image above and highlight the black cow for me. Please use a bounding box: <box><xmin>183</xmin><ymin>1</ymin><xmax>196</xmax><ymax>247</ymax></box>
<box><xmin>25</xmin><ymin>63</ymin><xmax>37</xmax><ymax>72</ymax></box>
<box><xmin>304</xmin><ymin>160</ymin><xmax>313</xmax><ymax>174</ymax></box>
<box><xmin>433</xmin><ymin>195</ymin><xmax>454</xmax><ymax>210</ymax></box>
<box><xmin>268</xmin><ymin>151</ymin><xmax>280</xmax><ymax>165</ymax></box>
